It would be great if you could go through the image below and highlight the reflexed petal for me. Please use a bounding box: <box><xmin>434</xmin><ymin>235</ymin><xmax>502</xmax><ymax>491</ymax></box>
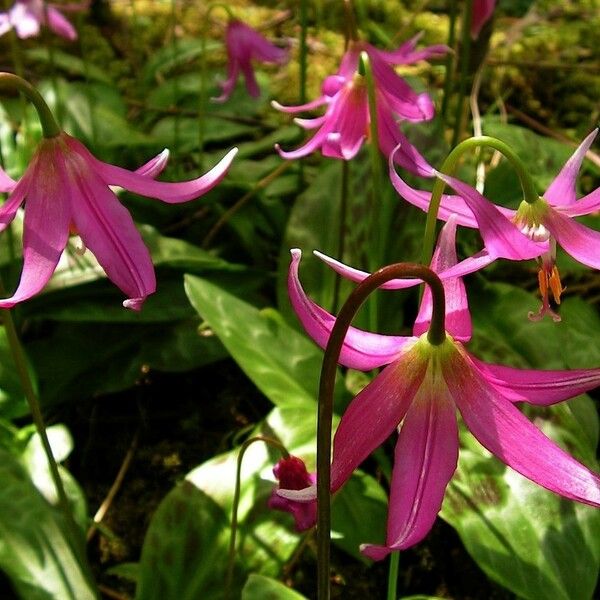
<box><xmin>288</xmin><ymin>249</ymin><xmax>415</xmax><ymax>370</ymax></box>
<box><xmin>212</xmin><ymin>63</ymin><xmax>239</xmax><ymax>104</ymax></box>
<box><xmin>389</xmin><ymin>154</ymin><xmax>479</xmax><ymax>227</ymax></box>
<box><xmin>362</xmin><ymin>383</ymin><xmax>458</xmax><ymax>559</ymax></box>
<box><xmin>373</xmin><ymin>35</ymin><xmax>449</xmax><ymax>65</ymax></box>
<box><xmin>414</xmin><ymin>216</ymin><xmax>472</xmax><ymax>342</ymax></box>
<box><xmin>446</xmin><ymin>349</ymin><xmax>600</xmax><ymax>507</ymax></box>
<box><xmin>545</xmin><ymin>129</ymin><xmax>597</xmax><ymax>207</ymax></box>
<box><xmin>544</xmin><ymin>207</ymin><xmax>600</xmax><ymax>269</ymax></box>
<box><xmin>0</xmin><ymin>177</ymin><xmax>28</xmax><ymax>232</ymax></box>
<box><xmin>471</xmin><ymin>358</ymin><xmax>600</xmax><ymax>405</ymax></box>
<box><xmin>134</xmin><ymin>149</ymin><xmax>170</xmax><ymax>178</ymax></box>
<box><xmin>434</xmin><ymin>248</ymin><xmax>496</xmax><ymax>281</ymax></box>
<box><xmin>87</xmin><ymin>140</ymin><xmax>238</xmax><ymax>203</ymax></box>
<box><xmin>245</xmin><ymin>28</ymin><xmax>287</xmax><ymax>64</ymax></box>
<box><xmin>240</xmin><ymin>58</ymin><xmax>260</xmax><ymax>98</ymax></box>
<box><xmin>314</xmin><ymin>250</ymin><xmax>420</xmax><ymax>290</ymax></box>
<box><xmin>436</xmin><ymin>172</ymin><xmax>545</xmax><ymax>260</ymax></box>
<box><xmin>0</xmin><ymin>165</ymin><xmax>16</xmax><ymax>193</ymax></box>
<box><xmin>66</xmin><ymin>159</ymin><xmax>156</xmax><ymax>310</ymax></box>
<box><xmin>331</xmin><ymin>351</ymin><xmax>427</xmax><ymax>492</ymax></box>
<box><xmin>471</xmin><ymin>0</ymin><xmax>496</xmax><ymax>38</ymax></box>
<box><xmin>272</xmin><ymin>96</ymin><xmax>329</xmax><ymax>114</ymax></box>
<box><xmin>276</xmin><ymin>127</ymin><xmax>333</xmax><ymax>160</ymax></box>
<box><xmin>11</xmin><ymin>5</ymin><xmax>40</xmax><ymax>38</ymax></box>
<box><xmin>0</xmin><ymin>169</ymin><xmax>70</xmax><ymax>307</ymax></box>
<box><xmin>46</xmin><ymin>6</ymin><xmax>77</xmax><ymax>40</ymax></box>
<box><xmin>377</xmin><ymin>106</ymin><xmax>435</xmax><ymax>177</ymax></box>
<box><xmin>294</xmin><ymin>115</ymin><xmax>327</xmax><ymax>130</ymax></box>
<box><xmin>559</xmin><ymin>188</ymin><xmax>600</xmax><ymax>218</ymax></box>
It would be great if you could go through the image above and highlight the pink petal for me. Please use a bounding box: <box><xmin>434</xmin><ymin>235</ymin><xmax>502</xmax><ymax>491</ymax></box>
<box><xmin>330</xmin><ymin>351</ymin><xmax>427</xmax><ymax>492</ymax></box>
<box><xmin>414</xmin><ymin>216</ymin><xmax>472</xmax><ymax>342</ymax></box>
<box><xmin>446</xmin><ymin>349</ymin><xmax>600</xmax><ymax>507</ymax></box>
<box><xmin>434</xmin><ymin>248</ymin><xmax>496</xmax><ymax>280</ymax></box>
<box><xmin>134</xmin><ymin>149</ymin><xmax>170</xmax><ymax>178</ymax></box>
<box><xmin>288</xmin><ymin>249</ymin><xmax>414</xmax><ymax>370</ymax></box>
<box><xmin>559</xmin><ymin>188</ymin><xmax>600</xmax><ymax>218</ymax></box>
<box><xmin>293</xmin><ymin>115</ymin><xmax>327</xmax><ymax>130</ymax></box>
<box><xmin>361</xmin><ymin>385</ymin><xmax>458</xmax><ymax>560</ymax></box>
<box><xmin>86</xmin><ymin>141</ymin><xmax>237</xmax><ymax>203</ymax></box>
<box><xmin>373</xmin><ymin>36</ymin><xmax>449</xmax><ymax>65</ymax></box>
<box><xmin>67</xmin><ymin>158</ymin><xmax>156</xmax><ymax>310</ymax></box>
<box><xmin>46</xmin><ymin>6</ymin><xmax>77</xmax><ymax>40</ymax></box>
<box><xmin>543</xmin><ymin>207</ymin><xmax>600</xmax><ymax>269</ymax></box>
<box><xmin>0</xmin><ymin>166</ymin><xmax>16</xmax><ymax>193</ymax></box>
<box><xmin>376</xmin><ymin>104</ymin><xmax>435</xmax><ymax>176</ymax></box>
<box><xmin>271</xmin><ymin>96</ymin><xmax>329</xmax><ymax>114</ymax></box>
<box><xmin>545</xmin><ymin>129</ymin><xmax>598</xmax><ymax>208</ymax></box>
<box><xmin>471</xmin><ymin>0</ymin><xmax>496</xmax><ymax>38</ymax></box>
<box><xmin>436</xmin><ymin>172</ymin><xmax>545</xmax><ymax>260</ymax></box>
<box><xmin>389</xmin><ymin>155</ymin><xmax>479</xmax><ymax>227</ymax></box>
<box><xmin>0</xmin><ymin>13</ymin><xmax>12</xmax><ymax>37</ymax></box>
<box><xmin>11</xmin><ymin>4</ymin><xmax>40</xmax><ymax>38</ymax></box>
<box><xmin>0</xmin><ymin>177</ymin><xmax>28</xmax><ymax>232</ymax></box>
<box><xmin>471</xmin><ymin>358</ymin><xmax>600</xmax><ymax>405</ymax></box>
<box><xmin>0</xmin><ymin>167</ymin><xmax>70</xmax><ymax>307</ymax></box>
<box><xmin>240</xmin><ymin>58</ymin><xmax>261</xmax><ymax>98</ymax></box>
<box><xmin>212</xmin><ymin>62</ymin><xmax>239</xmax><ymax>104</ymax></box>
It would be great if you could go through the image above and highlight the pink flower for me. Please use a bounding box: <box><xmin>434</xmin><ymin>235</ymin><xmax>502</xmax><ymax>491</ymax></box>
<box><xmin>0</xmin><ymin>132</ymin><xmax>237</xmax><ymax>310</ymax></box>
<box><xmin>268</xmin><ymin>455</ymin><xmax>317</xmax><ymax>532</ymax></box>
<box><xmin>274</xmin><ymin>36</ymin><xmax>448</xmax><ymax>176</ymax></box>
<box><xmin>0</xmin><ymin>0</ymin><xmax>88</xmax><ymax>41</ymax></box>
<box><xmin>283</xmin><ymin>247</ymin><xmax>600</xmax><ymax>559</ymax></box>
<box><xmin>214</xmin><ymin>19</ymin><xmax>288</xmax><ymax>103</ymax></box>
<box><xmin>471</xmin><ymin>0</ymin><xmax>496</xmax><ymax>39</ymax></box>
<box><xmin>389</xmin><ymin>129</ymin><xmax>600</xmax><ymax>321</ymax></box>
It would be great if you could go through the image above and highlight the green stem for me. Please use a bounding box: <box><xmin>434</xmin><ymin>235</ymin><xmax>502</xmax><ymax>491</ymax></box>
<box><xmin>421</xmin><ymin>135</ymin><xmax>539</xmax><ymax>265</ymax></box>
<box><xmin>451</xmin><ymin>0</ymin><xmax>473</xmax><ymax>147</ymax></box>
<box><xmin>225</xmin><ymin>435</ymin><xmax>289</xmax><ymax>599</ymax></box>
<box><xmin>170</xmin><ymin>0</ymin><xmax>180</xmax><ymax>162</ymax></box>
<box><xmin>440</xmin><ymin>0</ymin><xmax>458</xmax><ymax>124</ymax></box>
<box><xmin>0</xmin><ymin>72</ymin><xmax>60</xmax><ymax>137</ymax></box>
<box><xmin>343</xmin><ymin>0</ymin><xmax>359</xmax><ymax>42</ymax></box>
<box><xmin>316</xmin><ymin>263</ymin><xmax>445</xmax><ymax>600</ymax></box>
<box><xmin>387</xmin><ymin>551</ymin><xmax>400</xmax><ymax>600</ymax></box>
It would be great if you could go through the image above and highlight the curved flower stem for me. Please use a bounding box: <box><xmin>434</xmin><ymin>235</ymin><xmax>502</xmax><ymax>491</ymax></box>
<box><xmin>387</xmin><ymin>550</ymin><xmax>400</xmax><ymax>600</ymax></box>
<box><xmin>421</xmin><ymin>134</ymin><xmax>539</xmax><ymax>265</ymax></box>
<box><xmin>0</xmin><ymin>72</ymin><xmax>60</xmax><ymax>138</ymax></box>
<box><xmin>316</xmin><ymin>263</ymin><xmax>446</xmax><ymax>600</ymax></box>
<box><xmin>450</xmin><ymin>0</ymin><xmax>473</xmax><ymax>148</ymax></box>
<box><xmin>225</xmin><ymin>435</ymin><xmax>289</xmax><ymax>599</ymax></box>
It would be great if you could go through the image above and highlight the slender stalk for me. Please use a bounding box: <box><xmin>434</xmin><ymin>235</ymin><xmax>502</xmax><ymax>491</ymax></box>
<box><xmin>316</xmin><ymin>263</ymin><xmax>446</xmax><ymax>600</ymax></box>
<box><xmin>170</xmin><ymin>0</ymin><xmax>180</xmax><ymax>162</ymax></box>
<box><xmin>0</xmin><ymin>72</ymin><xmax>60</xmax><ymax>137</ymax></box>
<box><xmin>43</xmin><ymin>3</ymin><xmax>63</xmax><ymax>128</ymax></box>
<box><xmin>450</xmin><ymin>0</ymin><xmax>473</xmax><ymax>147</ymax></box>
<box><xmin>387</xmin><ymin>551</ymin><xmax>400</xmax><ymax>600</ymax></box>
<box><xmin>343</xmin><ymin>0</ymin><xmax>359</xmax><ymax>42</ymax></box>
<box><xmin>421</xmin><ymin>135</ymin><xmax>539</xmax><ymax>265</ymax></box>
<box><xmin>440</xmin><ymin>0</ymin><xmax>458</xmax><ymax>124</ymax></box>
<box><xmin>225</xmin><ymin>435</ymin><xmax>289</xmax><ymax>599</ymax></box>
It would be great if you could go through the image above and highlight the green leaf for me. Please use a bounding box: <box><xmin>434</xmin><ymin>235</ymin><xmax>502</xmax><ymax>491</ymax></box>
<box><xmin>242</xmin><ymin>574</ymin><xmax>308</xmax><ymax>600</ymax></box>
<box><xmin>26</xmin><ymin>48</ymin><xmax>113</xmax><ymax>84</ymax></box>
<box><xmin>141</xmin><ymin>39</ymin><xmax>220</xmax><ymax>84</ymax></box>
<box><xmin>0</xmin><ymin>449</ymin><xmax>97</xmax><ymax>600</ymax></box>
<box><xmin>184</xmin><ymin>275</ymin><xmax>348</xmax><ymax>409</ymax></box>
<box><xmin>136</xmin><ymin>482</ymin><xmax>230</xmax><ymax>600</ymax></box>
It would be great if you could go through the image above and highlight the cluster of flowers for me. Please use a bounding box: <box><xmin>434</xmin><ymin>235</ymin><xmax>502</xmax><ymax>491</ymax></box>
<box><xmin>0</xmin><ymin>1</ymin><xmax>598</xmax><ymax>560</ymax></box>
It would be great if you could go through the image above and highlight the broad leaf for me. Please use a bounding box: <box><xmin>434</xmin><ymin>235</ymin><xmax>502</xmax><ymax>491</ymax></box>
<box><xmin>242</xmin><ymin>574</ymin><xmax>308</xmax><ymax>599</ymax></box>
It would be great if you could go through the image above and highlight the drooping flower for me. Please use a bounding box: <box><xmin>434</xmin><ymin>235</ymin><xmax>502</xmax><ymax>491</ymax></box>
<box><xmin>0</xmin><ymin>132</ymin><xmax>237</xmax><ymax>309</ymax></box>
<box><xmin>471</xmin><ymin>0</ymin><xmax>496</xmax><ymax>39</ymax></box>
<box><xmin>0</xmin><ymin>0</ymin><xmax>88</xmax><ymax>41</ymax></box>
<box><xmin>213</xmin><ymin>19</ymin><xmax>288</xmax><ymax>103</ymax></box>
<box><xmin>389</xmin><ymin>129</ymin><xmax>600</xmax><ymax>320</ymax></box>
<box><xmin>283</xmin><ymin>248</ymin><xmax>600</xmax><ymax>559</ymax></box>
<box><xmin>268</xmin><ymin>455</ymin><xmax>317</xmax><ymax>532</ymax></box>
<box><xmin>273</xmin><ymin>36</ymin><xmax>448</xmax><ymax>176</ymax></box>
